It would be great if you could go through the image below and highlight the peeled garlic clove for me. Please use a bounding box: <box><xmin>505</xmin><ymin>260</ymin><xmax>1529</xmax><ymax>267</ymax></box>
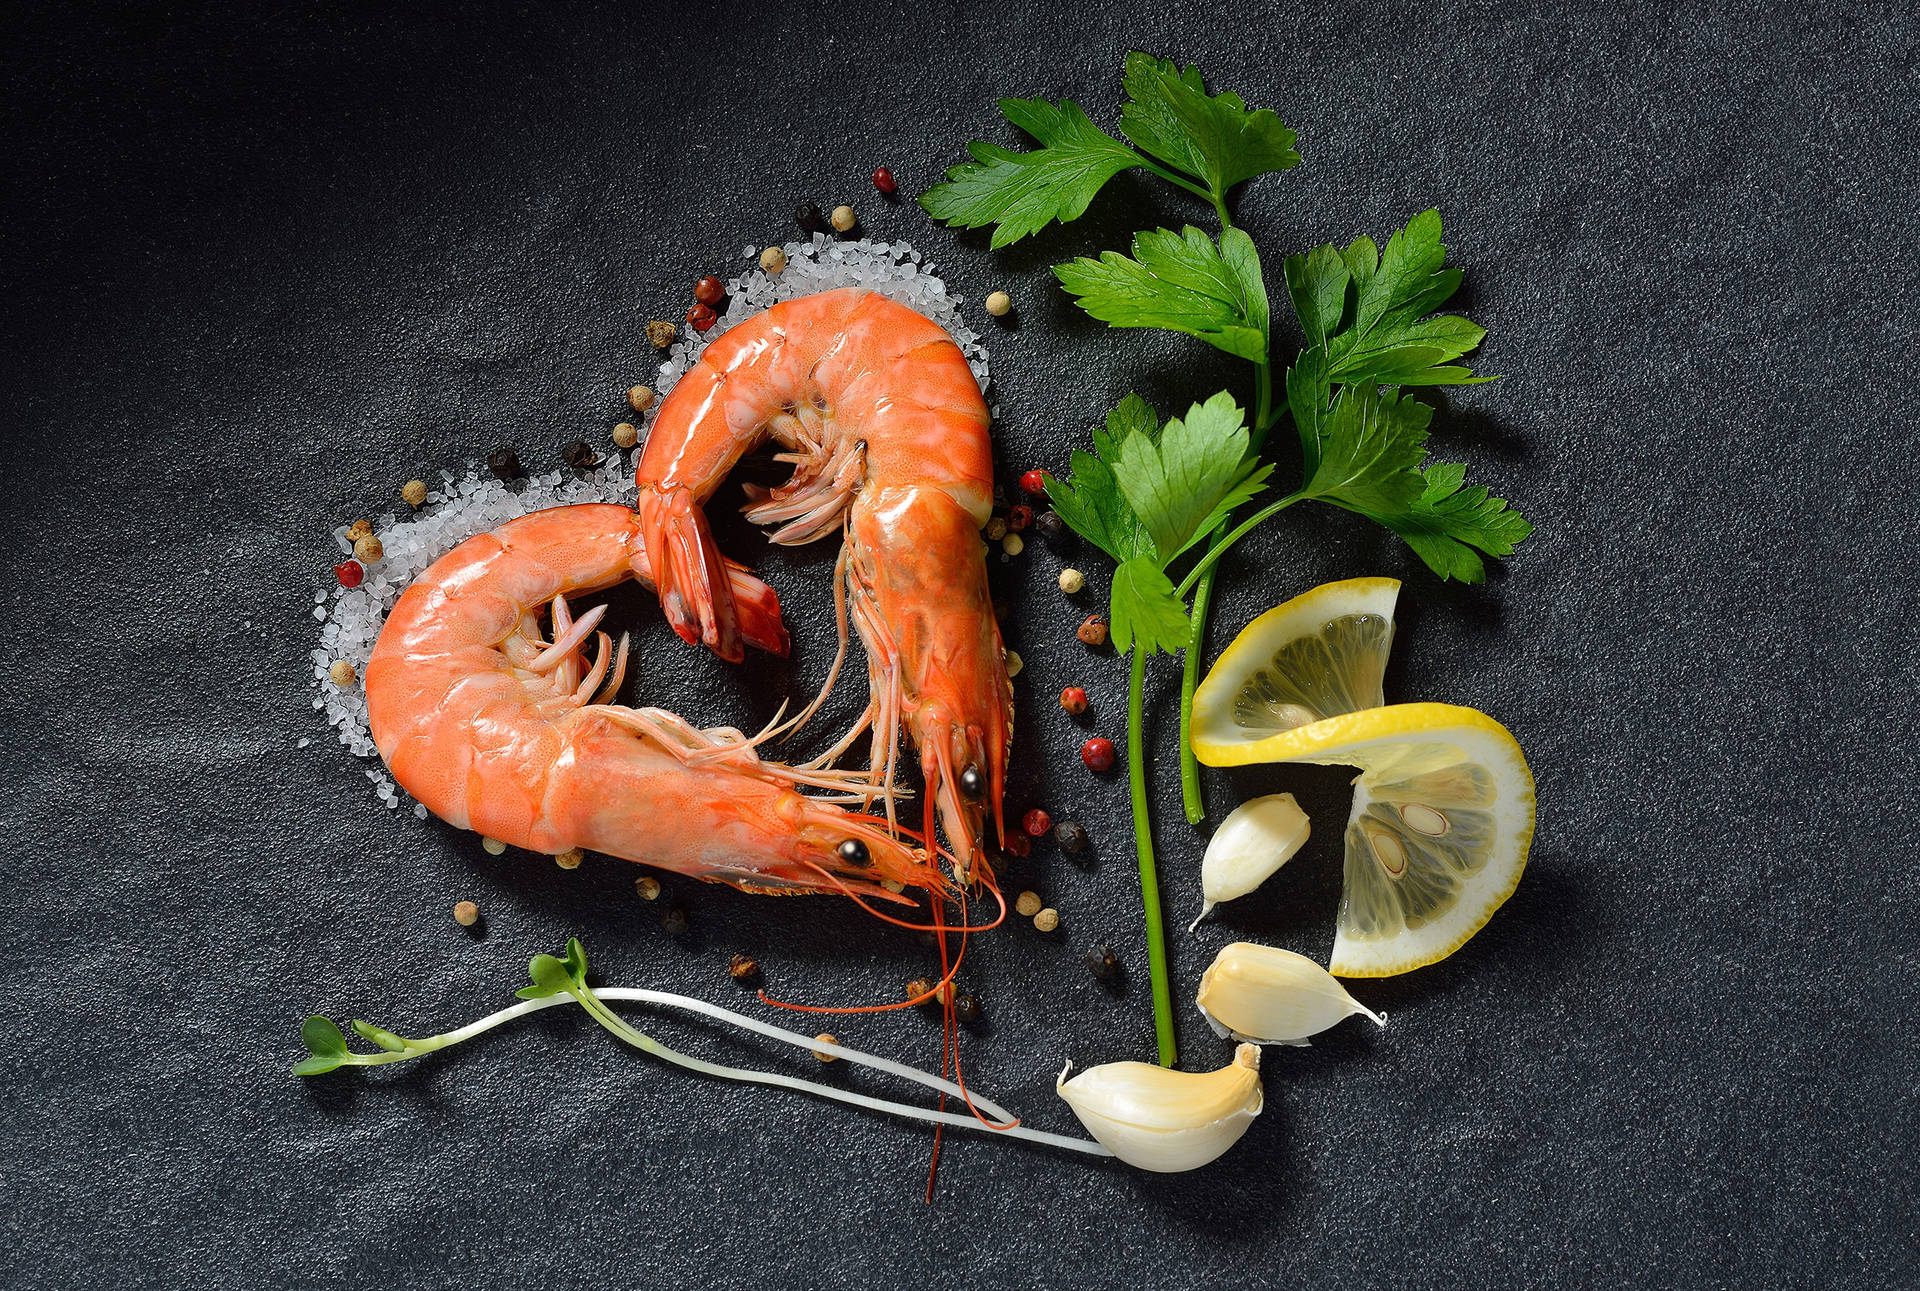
<box><xmin>1196</xmin><ymin>941</ymin><xmax>1386</xmax><ymax>1046</ymax></box>
<box><xmin>1190</xmin><ymin>793</ymin><xmax>1310</xmax><ymax>931</ymax></box>
<box><xmin>1055</xmin><ymin>1044</ymin><xmax>1263</xmax><ymax>1172</ymax></box>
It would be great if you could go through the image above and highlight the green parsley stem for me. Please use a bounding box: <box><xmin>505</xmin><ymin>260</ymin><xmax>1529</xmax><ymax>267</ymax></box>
<box><xmin>1128</xmin><ymin>646</ymin><xmax>1178</xmax><ymax>1068</ymax></box>
<box><xmin>1131</xmin><ymin>155</ymin><xmax>1220</xmax><ymax>213</ymax></box>
<box><xmin>1175</xmin><ymin>492</ymin><xmax>1304</xmax><ymax>600</ymax></box>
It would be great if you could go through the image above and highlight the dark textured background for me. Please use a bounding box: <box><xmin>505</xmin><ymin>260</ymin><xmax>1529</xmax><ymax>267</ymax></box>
<box><xmin>3</xmin><ymin>2</ymin><xmax>1915</xmax><ymax>1287</ymax></box>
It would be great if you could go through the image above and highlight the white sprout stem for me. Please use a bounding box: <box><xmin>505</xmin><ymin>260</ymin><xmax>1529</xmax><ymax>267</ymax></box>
<box><xmin>402</xmin><ymin>988</ymin><xmax>1112</xmax><ymax>1158</ymax></box>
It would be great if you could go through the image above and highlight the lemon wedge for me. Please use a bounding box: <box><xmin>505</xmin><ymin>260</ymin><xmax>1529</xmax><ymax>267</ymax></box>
<box><xmin>1187</xmin><ymin>576</ymin><xmax>1401</xmax><ymax>748</ymax></box>
<box><xmin>1196</xmin><ymin>702</ymin><xmax>1535</xmax><ymax>977</ymax></box>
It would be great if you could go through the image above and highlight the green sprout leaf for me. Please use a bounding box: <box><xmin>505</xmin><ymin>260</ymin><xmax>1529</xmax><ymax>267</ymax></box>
<box><xmin>918</xmin><ymin>97</ymin><xmax>1144</xmax><ymax>249</ymax></box>
<box><xmin>518</xmin><ymin>954</ymin><xmax>577</xmax><ymax>1001</ymax></box>
<box><xmin>1111</xmin><ymin>391</ymin><xmax>1272</xmax><ymax>564</ymax></box>
<box><xmin>294</xmin><ymin>1015</ymin><xmax>349</xmax><ymax>1075</ymax></box>
<box><xmin>1109</xmin><ymin>557</ymin><xmax>1191</xmax><ymax>656</ymax></box>
<box><xmin>1055</xmin><ymin>226</ymin><xmax>1271</xmax><ymax>363</ymax></box>
<box><xmin>1118</xmin><ymin>52</ymin><xmax>1299</xmax><ymax>199</ymax></box>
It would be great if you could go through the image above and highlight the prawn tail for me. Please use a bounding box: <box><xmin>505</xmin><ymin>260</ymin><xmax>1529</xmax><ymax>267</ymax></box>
<box><xmin>638</xmin><ymin>483</ymin><xmax>766</xmax><ymax>662</ymax></box>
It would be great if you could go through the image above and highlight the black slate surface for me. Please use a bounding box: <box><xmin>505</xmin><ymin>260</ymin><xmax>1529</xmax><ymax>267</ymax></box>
<box><xmin>4</xmin><ymin>3</ymin><xmax>1916</xmax><ymax>1288</ymax></box>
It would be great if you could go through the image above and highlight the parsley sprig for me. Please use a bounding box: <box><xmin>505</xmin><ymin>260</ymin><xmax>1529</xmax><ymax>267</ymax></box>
<box><xmin>926</xmin><ymin>55</ymin><xmax>1531</xmax><ymax>1068</ymax></box>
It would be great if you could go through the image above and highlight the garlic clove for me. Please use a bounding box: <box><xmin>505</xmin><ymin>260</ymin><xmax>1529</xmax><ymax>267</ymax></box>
<box><xmin>1196</xmin><ymin>941</ymin><xmax>1386</xmax><ymax>1046</ymax></box>
<box><xmin>1190</xmin><ymin>793</ymin><xmax>1310</xmax><ymax>931</ymax></box>
<box><xmin>1055</xmin><ymin>1043</ymin><xmax>1263</xmax><ymax>1172</ymax></box>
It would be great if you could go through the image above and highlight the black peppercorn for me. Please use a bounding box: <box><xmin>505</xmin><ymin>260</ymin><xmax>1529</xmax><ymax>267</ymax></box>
<box><xmin>796</xmin><ymin>203</ymin><xmax>826</xmax><ymax>235</ymax></box>
<box><xmin>486</xmin><ymin>447</ymin><xmax>524</xmax><ymax>481</ymax></box>
<box><xmin>1085</xmin><ymin>944</ymin><xmax>1118</xmax><ymax>981</ymax></box>
<box><xmin>662</xmin><ymin>906</ymin><xmax>689</xmax><ymax>935</ymax></box>
<box><xmin>1033</xmin><ymin>510</ymin><xmax>1069</xmax><ymax>547</ymax></box>
<box><xmin>953</xmin><ymin>992</ymin><xmax>982</xmax><ymax>1024</ymax></box>
<box><xmin>1054</xmin><ymin>821</ymin><xmax>1089</xmax><ymax>854</ymax></box>
<box><xmin>559</xmin><ymin>439</ymin><xmax>600</xmax><ymax>470</ymax></box>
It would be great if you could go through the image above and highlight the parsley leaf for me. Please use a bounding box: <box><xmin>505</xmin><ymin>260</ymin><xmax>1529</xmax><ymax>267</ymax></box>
<box><xmin>918</xmin><ymin>97</ymin><xmax>1144</xmax><ymax>249</ymax></box>
<box><xmin>1054</xmin><ymin>226</ymin><xmax>1271</xmax><ymax>363</ymax></box>
<box><xmin>1386</xmin><ymin>465</ymin><xmax>1536</xmax><ymax>583</ymax></box>
<box><xmin>1110</xmin><ymin>557</ymin><xmax>1191</xmax><ymax>655</ymax></box>
<box><xmin>1118</xmin><ymin>53</ymin><xmax>1299</xmax><ymax>199</ymax></box>
<box><xmin>1044</xmin><ymin>395</ymin><xmax>1158</xmax><ymax>563</ymax></box>
<box><xmin>1112</xmin><ymin>390</ymin><xmax>1273</xmax><ymax>563</ymax></box>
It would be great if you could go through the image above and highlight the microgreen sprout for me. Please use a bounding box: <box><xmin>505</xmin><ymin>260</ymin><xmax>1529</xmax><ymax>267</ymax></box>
<box><xmin>293</xmin><ymin>938</ymin><xmax>1111</xmax><ymax>1159</ymax></box>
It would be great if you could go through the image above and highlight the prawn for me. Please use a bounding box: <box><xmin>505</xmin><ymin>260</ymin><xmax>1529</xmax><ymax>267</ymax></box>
<box><xmin>634</xmin><ymin>287</ymin><xmax>1011</xmax><ymax>878</ymax></box>
<box><xmin>363</xmin><ymin>503</ymin><xmax>944</xmax><ymax>904</ymax></box>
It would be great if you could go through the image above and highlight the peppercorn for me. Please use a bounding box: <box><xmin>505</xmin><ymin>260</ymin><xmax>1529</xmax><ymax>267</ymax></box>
<box><xmin>687</xmin><ymin>302</ymin><xmax>717</xmax><ymax>332</ymax></box>
<box><xmin>1077</xmin><ymin>614</ymin><xmax>1110</xmax><ymax>647</ymax></box>
<box><xmin>728</xmin><ymin>953</ymin><xmax>761</xmax><ymax>984</ymax></box>
<box><xmin>985</xmin><ymin>517</ymin><xmax>1009</xmax><ymax>541</ymax></box>
<box><xmin>760</xmin><ymin>246</ymin><xmax>788</xmax><ymax>274</ymax></box>
<box><xmin>554</xmin><ymin>847</ymin><xmax>584</xmax><ymax>870</ymax></box>
<box><xmin>1034</xmin><ymin>907</ymin><xmax>1061</xmax><ymax>933</ymax></box>
<box><xmin>830</xmin><ymin>204</ymin><xmax>857</xmax><ymax>233</ymax></box>
<box><xmin>612</xmin><ymin>421</ymin><xmax>640</xmax><ymax>449</ymax></box>
<box><xmin>328</xmin><ymin>659</ymin><xmax>357</xmax><ymax>687</ymax></box>
<box><xmin>345</xmin><ymin>519</ymin><xmax>373</xmax><ymax>543</ymax></box>
<box><xmin>905</xmin><ymin>976</ymin><xmax>934</xmax><ymax>1002</ymax></box>
<box><xmin>481</xmin><ymin>836</ymin><xmax>506</xmax><ymax>855</ymax></box>
<box><xmin>334</xmin><ymin>560</ymin><xmax>363</xmax><ymax>589</ymax></box>
<box><xmin>662</xmin><ymin>906</ymin><xmax>690</xmax><ymax>935</ymax></box>
<box><xmin>635</xmin><ymin>875</ymin><xmax>662</xmax><ymax>900</ymax></box>
<box><xmin>646</xmin><ymin>321</ymin><xmax>677</xmax><ymax>349</ymax></box>
<box><xmin>628</xmin><ymin>385</ymin><xmax>657</xmax><ymax>412</ymax></box>
<box><xmin>1033</xmin><ymin>510</ymin><xmax>1069</xmax><ymax>546</ymax></box>
<box><xmin>812</xmin><ymin>1033</ymin><xmax>840</xmax><ymax>1062</ymax></box>
<box><xmin>985</xmin><ymin>290</ymin><xmax>1012</xmax><ymax>317</ymax></box>
<box><xmin>1014</xmin><ymin>890</ymin><xmax>1043</xmax><ymax>917</ymax></box>
<box><xmin>1023</xmin><ymin>808</ymin><xmax>1053</xmax><ymax>837</ymax></box>
<box><xmin>1019</xmin><ymin>469</ymin><xmax>1047</xmax><ymax>496</ymax></box>
<box><xmin>1085</xmin><ymin>943</ymin><xmax>1118</xmax><ymax>980</ymax></box>
<box><xmin>453</xmin><ymin>900</ymin><xmax>480</xmax><ymax>928</ymax></box>
<box><xmin>1055</xmin><ymin>821</ymin><xmax>1089</xmax><ymax>854</ymax></box>
<box><xmin>1008</xmin><ymin>505</ymin><xmax>1034</xmax><ymax>531</ymax></box>
<box><xmin>1001</xmin><ymin>533</ymin><xmax>1025</xmax><ymax>557</ymax></box>
<box><xmin>953</xmin><ymin>993</ymin><xmax>982</xmax><ymax>1024</ymax></box>
<box><xmin>1004</xmin><ymin>831</ymin><xmax>1031</xmax><ymax>858</ymax></box>
<box><xmin>401</xmin><ymin>479</ymin><xmax>428</xmax><ymax>508</ymax></box>
<box><xmin>1058</xmin><ymin>568</ymin><xmax>1085</xmax><ymax>594</ymax></box>
<box><xmin>353</xmin><ymin>534</ymin><xmax>384</xmax><ymax>563</ymax></box>
<box><xmin>560</xmin><ymin>439</ymin><xmax>600</xmax><ymax>470</ymax></box>
<box><xmin>694</xmin><ymin>275</ymin><xmax>725</xmax><ymax>305</ymax></box>
<box><xmin>487</xmin><ymin>447</ymin><xmax>524</xmax><ymax>481</ymax></box>
<box><xmin>872</xmin><ymin>166</ymin><xmax>898</xmax><ymax>194</ymax></box>
<box><xmin>1081</xmin><ymin>737</ymin><xmax>1116</xmax><ymax>772</ymax></box>
<box><xmin>796</xmin><ymin>203</ymin><xmax>826</xmax><ymax>235</ymax></box>
<box><xmin>1005</xmin><ymin>649</ymin><xmax>1024</xmax><ymax>678</ymax></box>
<box><xmin>1059</xmin><ymin>686</ymin><xmax>1088</xmax><ymax>715</ymax></box>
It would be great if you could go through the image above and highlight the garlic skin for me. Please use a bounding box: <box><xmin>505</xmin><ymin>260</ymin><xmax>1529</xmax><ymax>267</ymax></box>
<box><xmin>1055</xmin><ymin>1044</ymin><xmax>1263</xmax><ymax>1172</ymax></box>
<box><xmin>1196</xmin><ymin>942</ymin><xmax>1386</xmax><ymax>1046</ymax></box>
<box><xmin>1191</xmin><ymin>793</ymin><xmax>1311</xmax><ymax>931</ymax></box>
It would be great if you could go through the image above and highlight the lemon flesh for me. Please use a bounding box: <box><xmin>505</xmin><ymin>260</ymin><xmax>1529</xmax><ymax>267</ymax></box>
<box><xmin>1198</xmin><ymin>703</ymin><xmax>1535</xmax><ymax>977</ymax></box>
<box><xmin>1189</xmin><ymin>577</ymin><xmax>1400</xmax><ymax>754</ymax></box>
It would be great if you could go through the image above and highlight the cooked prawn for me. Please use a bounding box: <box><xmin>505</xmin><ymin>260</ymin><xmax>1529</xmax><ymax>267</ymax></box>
<box><xmin>634</xmin><ymin>287</ymin><xmax>1011</xmax><ymax>876</ymax></box>
<box><xmin>364</xmin><ymin>503</ymin><xmax>944</xmax><ymax>904</ymax></box>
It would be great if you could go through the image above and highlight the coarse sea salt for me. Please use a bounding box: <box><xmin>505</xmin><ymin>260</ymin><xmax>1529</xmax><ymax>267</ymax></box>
<box><xmin>309</xmin><ymin>236</ymin><xmax>991</xmax><ymax>809</ymax></box>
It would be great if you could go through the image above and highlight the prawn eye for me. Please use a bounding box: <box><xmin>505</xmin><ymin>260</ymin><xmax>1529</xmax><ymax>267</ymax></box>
<box><xmin>959</xmin><ymin>765</ymin><xmax>986</xmax><ymax>800</ymax></box>
<box><xmin>837</xmin><ymin>838</ymin><xmax>871</xmax><ymax>868</ymax></box>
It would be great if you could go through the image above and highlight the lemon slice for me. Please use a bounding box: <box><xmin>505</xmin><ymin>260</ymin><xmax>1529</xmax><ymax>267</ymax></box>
<box><xmin>1188</xmin><ymin>577</ymin><xmax>1400</xmax><ymax>753</ymax></box>
<box><xmin>1197</xmin><ymin>703</ymin><xmax>1535</xmax><ymax>977</ymax></box>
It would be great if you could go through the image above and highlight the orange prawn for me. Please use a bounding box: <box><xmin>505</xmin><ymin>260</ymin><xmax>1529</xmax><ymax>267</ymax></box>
<box><xmin>363</xmin><ymin>503</ymin><xmax>944</xmax><ymax>904</ymax></box>
<box><xmin>634</xmin><ymin>287</ymin><xmax>1012</xmax><ymax>877</ymax></box>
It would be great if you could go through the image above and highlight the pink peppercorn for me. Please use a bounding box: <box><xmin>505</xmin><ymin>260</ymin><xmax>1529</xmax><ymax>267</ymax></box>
<box><xmin>873</xmin><ymin>167</ymin><xmax>898</xmax><ymax>194</ymax></box>
<box><xmin>334</xmin><ymin>560</ymin><xmax>364</xmax><ymax>588</ymax></box>
<box><xmin>1023</xmin><ymin>808</ymin><xmax>1053</xmax><ymax>837</ymax></box>
<box><xmin>1080</xmin><ymin>737</ymin><xmax>1116</xmax><ymax>772</ymax></box>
